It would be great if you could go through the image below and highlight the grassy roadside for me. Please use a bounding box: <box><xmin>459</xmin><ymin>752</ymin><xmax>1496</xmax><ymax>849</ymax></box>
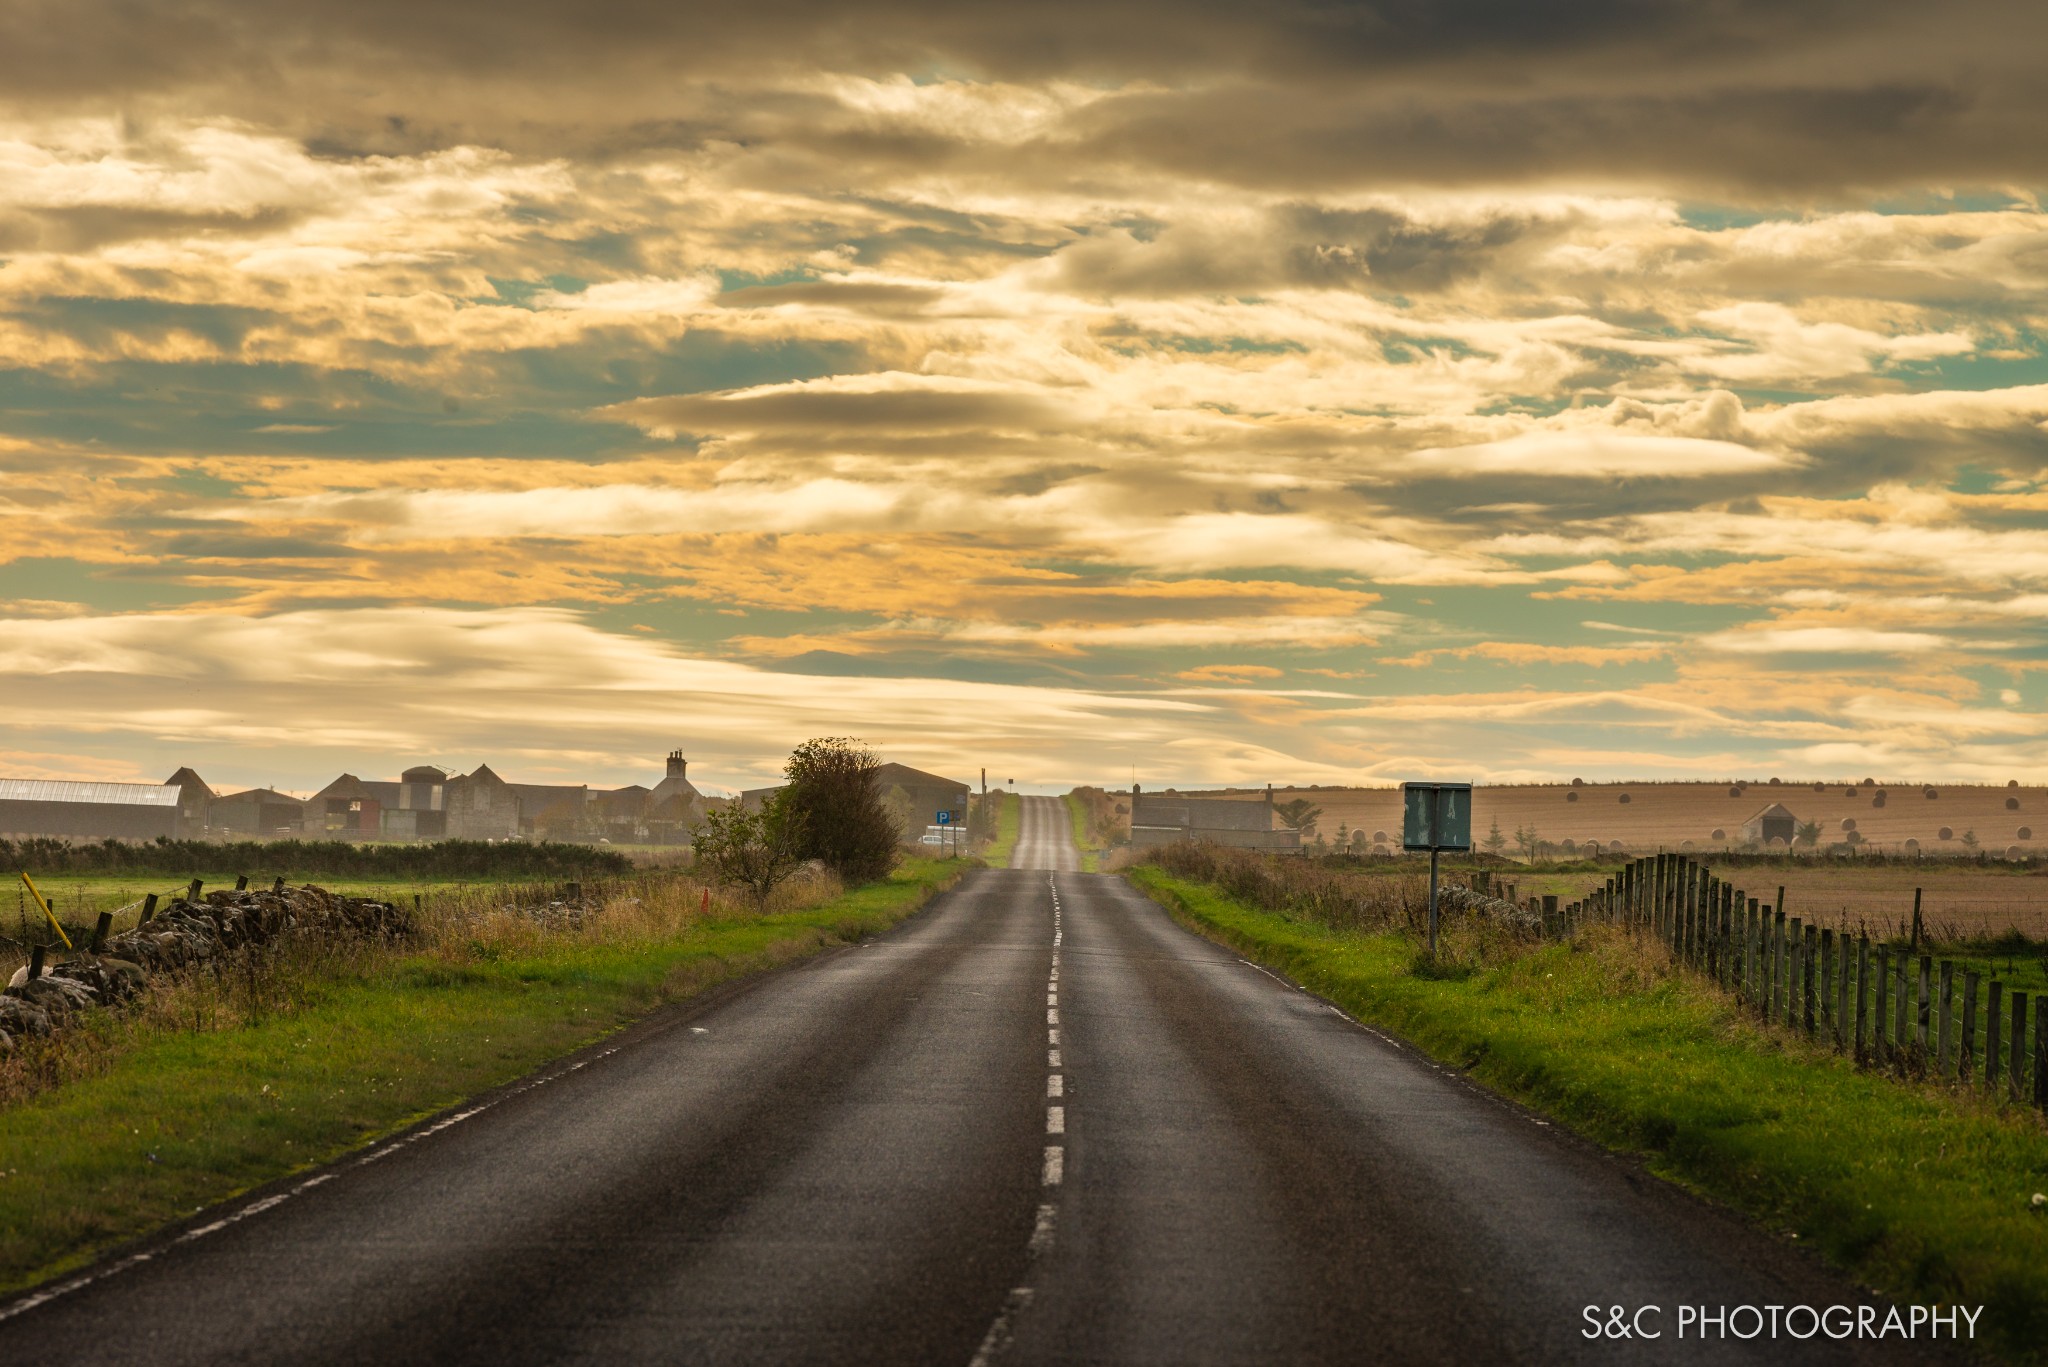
<box><xmin>0</xmin><ymin>858</ymin><xmax>965</xmax><ymax>1294</ymax></box>
<box><xmin>983</xmin><ymin>792</ymin><xmax>1021</xmax><ymax>867</ymax></box>
<box><xmin>1062</xmin><ymin>793</ymin><xmax>1104</xmax><ymax>872</ymax></box>
<box><xmin>1130</xmin><ymin>866</ymin><xmax>2048</xmax><ymax>1361</ymax></box>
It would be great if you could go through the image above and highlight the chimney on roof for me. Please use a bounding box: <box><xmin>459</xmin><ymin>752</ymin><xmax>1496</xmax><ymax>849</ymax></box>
<box><xmin>667</xmin><ymin>750</ymin><xmax>687</xmax><ymax>780</ymax></box>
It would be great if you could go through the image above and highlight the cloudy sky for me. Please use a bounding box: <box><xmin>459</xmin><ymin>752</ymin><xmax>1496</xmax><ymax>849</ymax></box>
<box><xmin>3</xmin><ymin>0</ymin><xmax>2046</xmax><ymax>795</ymax></box>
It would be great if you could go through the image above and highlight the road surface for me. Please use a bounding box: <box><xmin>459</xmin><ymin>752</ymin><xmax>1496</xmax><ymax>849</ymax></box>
<box><xmin>3</xmin><ymin>795</ymin><xmax>1934</xmax><ymax>1364</ymax></box>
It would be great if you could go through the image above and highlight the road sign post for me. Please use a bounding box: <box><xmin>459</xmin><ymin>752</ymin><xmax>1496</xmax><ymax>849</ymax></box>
<box><xmin>1402</xmin><ymin>782</ymin><xmax>1473</xmax><ymax>958</ymax></box>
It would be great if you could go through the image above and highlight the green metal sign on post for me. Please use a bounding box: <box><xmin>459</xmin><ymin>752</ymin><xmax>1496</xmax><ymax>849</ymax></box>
<box><xmin>1402</xmin><ymin>781</ymin><xmax>1473</xmax><ymax>957</ymax></box>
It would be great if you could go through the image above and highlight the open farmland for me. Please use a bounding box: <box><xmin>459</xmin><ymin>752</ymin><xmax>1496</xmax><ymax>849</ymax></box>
<box><xmin>1154</xmin><ymin>779</ymin><xmax>2048</xmax><ymax>860</ymax></box>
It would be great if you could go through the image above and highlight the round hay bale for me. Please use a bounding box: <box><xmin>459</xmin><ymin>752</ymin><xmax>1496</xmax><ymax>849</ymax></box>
<box><xmin>1372</xmin><ymin>830</ymin><xmax>1387</xmax><ymax>843</ymax></box>
<box><xmin>1566</xmin><ymin>790</ymin><xmax>1579</xmax><ymax>802</ymax></box>
<box><xmin>1939</xmin><ymin>826</ymin><xmax>1954</xmax><ymax>841</ymax></box>
<box><xmin>2006</xmin><ymin>796</ymin><xmax>2021</xmax><ymax>810</ymax></box>
<box><xmin>1727</xmin><ymin>785</ymin><xmax>1741</xmax><ymax>797</ymax></box>
<box><xmin>1571</xmin><ymin>777</ymin><xmax>1585</xmax><ymax>787</ymax></box>
<box><xmin>1618</xmin><ymin>793</ymin><xmax>1631</xmax><ymax>804</ymax></box>
<box><xmin>1904</xmin><ymin>837</ymin><xmax>1920</xmax><ymax>850</ymax></box>
<box><xmin>1813</xmin><ymin>782</ymin><xmax>1827</xmax><ymax>792</ymax></box>
<box><xmin>1841</xmin><ymin>817</ymin><xmax>1857</xmax><ymax>832</ymax></box>
<box><xmin>1872</xmin><ymin>791</ymin><xmax>1886</xmax><ymax>807</ymax></box>
<box><xmin>1711</xmin><ymin>827</ymin><xmax>1726</xmax><ymax>841</ymax></box>
<box><xmin>2018</xmin><ymin>826</ymin><xmax>2033</xmax><ymax>840</ymax></box>
<box><xmin>1769</xmin><ymin>777</ymin><xmax>1782</xmax><ymax>785</ymax></box>
<box><xmin>1561</xmin><ymin>838</ymin><xmax>1577</xmax><ymax>852</ymax></box>
<box><xmin>2007</xmin><ymin>845</ymin><xmax>2022</xmax><ymax>859</ymax></box>
<box><xmin>1680</xmin><ymin>838</ymin><xmax>1695</xmax><ymax>850</ymax></box>
<box><xmin>1924</xmin><ymin>787</ymin><xmax>1938</xmax><ymax>799</ymax></box>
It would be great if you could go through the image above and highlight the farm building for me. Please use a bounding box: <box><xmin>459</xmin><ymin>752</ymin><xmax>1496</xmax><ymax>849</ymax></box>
<box><xmin>210</xmin><ymin>787</ymin><xmax>306</xmax><ymax>837</ymax></box>
<box><xmin>0</xmin><ymin>778</ymin><xmax>181</xmax><ymax>840</ymax></box>
<box><xmin>165</xmin><ymin>767</ymin><xmax>214</xmax><ymax>831</ymax></box>
<box><xmin>1740</xmin><ymin>802</ymin><xmax>1799</xmax><ymax>846</ymax></box>
<box><xmin>1129</xmin><ymin>785</ymin><xmax>1301</xmax><ymax>851</ymax></box>
<box><xmin>444</xmin><ymin>764</ymin><xmax>521</xmax><ymax>841</ymax></box>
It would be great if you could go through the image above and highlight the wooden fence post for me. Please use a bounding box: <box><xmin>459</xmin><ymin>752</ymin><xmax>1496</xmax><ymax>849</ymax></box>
<box><xmin>1910</xmin><ymin>887</ymin><xmax>1924</xmax><ymax>951</ymax></box>
<box><xmin>1937</xmin><ymin>960</ymin><xmax>1955</xmax><ymax>1080</ymax></box>
<box><xmin>140</xmin><ymin>892</ymin><xmax>158</xmax><ymax>925</ymax></box>
<box><xmin>28</xmin><ymin>943</ymin><xmax>45</xmax><ymax>981</ymax></box>
<box><xmin>1785</xmin><ymin>917</ymin><xmax>1802</xmax><ymax>1029</ymax></box>
<box><xmin>187</xmin><ymin>878</ymin><xmax>203</xmax><ymax>903</ymax></box>
<box><xmin>1875</xmin><ymin>947</ymin><xmax>1891</xmax><ymax>1066</ymax></box>
<box><xmin>1803</xmin><ymin>924</ymin><xmax>1818</xmax><ymax>1037</ymax></box>
<box><xmin>1720</xmin><ymin>883</ymin><xmax>1735</xmax><ymax>989</ymax></box>
<box><xmin>1959</xmin><ymin>970</ymin><xmax>1979</xmax><ymax>1082</ymax></box>
<box><xmin>1836</xmin><ymin>934</ymin><xmax>1852</xmax><ymax>1051</ymax></box>
<box><xmin>1820</xmin><ymin>928</ymin><xmax>1835</xmax><ymax>1040</ymax></box>
<box><xmin>1894</xmin><ymin>952</ymin><xmax>1911</xmax><ymax>1067</ymax></box>
<box><xmin>1917</xmin><ymin>955</ymin><xmax>1932</xmax><ymax>1054</ymax></box>
<box><xmin>272</xmin><ymin>876</ymin><xmax>285</xmax><ymax>893</ymax></box>
<box><xmin>2010</xmin><ymin>992</ymin><xmax>2028</xmax><ymax>1102</ymax></box>
<box><xmin>2035</xmin><ymin>1006</ymin><xmax>2046</xmax><ymax>1110</ymax></box>
<box><xmin>1985</xmin><ymin>981</ymin><xmax>2004</xmax><ymax>1096</ymax></box>
<box><xmin>1542</xmin><ymin>894</ymin><xmax>1559</xmax><ymax>939</ymax></box>
<box><xmin>1854</xmin><ymin>935</ymin><xmax>1870</xmax><ymax>1065</ymax></box>
<box><xmin>234</xmin><ymin>874</ymin><xmax>248</xmax><ymax>891</ymax></box>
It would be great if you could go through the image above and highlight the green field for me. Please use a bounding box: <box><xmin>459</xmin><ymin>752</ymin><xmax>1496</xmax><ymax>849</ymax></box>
<box><xmin>0</xmin><ymin>859</ymin><xmax>963</xmax><ymax>1293</ymax></box>
<box><xmin>1131</xmin><ymin>866</ymin><xmax>2048</xmax><ymax>1362</ymax></box>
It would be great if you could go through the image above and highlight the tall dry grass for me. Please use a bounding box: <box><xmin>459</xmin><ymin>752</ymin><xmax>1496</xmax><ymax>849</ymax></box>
<box><xmin>0</xmin><ymin>866</ymin><xmax>840</xmax><ymax>1111</ymax></box>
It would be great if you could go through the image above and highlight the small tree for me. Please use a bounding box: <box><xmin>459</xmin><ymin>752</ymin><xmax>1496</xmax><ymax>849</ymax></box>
<box><xmin>784</xmin><ymin>736</ymin><xmax>899</xmax><ymax>884</ymax></box>
<box><xmin>1795</xmin><ymin>820</ymin><xmax>1821</xmax><ymax>849</ymax></box>
<box><xmin>1483</xmin><ymin>816</ymin><xmax>1506</xmax><ymax>855</ymax></box>
<box><xmin>691</xmin><ymin>793</ymin><xmax>807</xmax><ymax>912</ymax></box>
<box><xmin>1961</xmin><ymin>828</ymin><xmax>1980</xmax><ymax>851</ymax></box>
<box><xmin>1514</xmin><ymin>822</ymin><xmax>1541</xmax><ymax>862</ymax></box>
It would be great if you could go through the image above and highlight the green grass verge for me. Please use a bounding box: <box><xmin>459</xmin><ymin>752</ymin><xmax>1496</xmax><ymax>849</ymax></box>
<box><xmin>983</xmin><ymin>792</ymin><xmax>1021</xmax><ymax>867</ymax></box>
<box><xmin>1130</xmin><ymin>866</ymin><xmax>2048</xmax><ymax>1361</ymax></box>
<box><xmin>0</xmin><ymin>859</ymin><xmax>963</xmax><ymax>1294</ymax></box>
<box><xmin>1062</xmin><ymin>793</ymin><xmax>1103</xmax><ymax>872</ymax></box>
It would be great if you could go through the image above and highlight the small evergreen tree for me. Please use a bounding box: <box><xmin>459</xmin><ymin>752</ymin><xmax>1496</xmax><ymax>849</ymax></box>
<box><xmin>1483</xmin><ymin>816</ymin><xmax>1506</xmax><ymax>855</ymax></box>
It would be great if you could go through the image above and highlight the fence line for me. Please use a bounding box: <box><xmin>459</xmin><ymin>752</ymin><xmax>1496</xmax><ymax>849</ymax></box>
<box><xmin>1529</xmin><ymin>851</ymin><xmax>2047</xmax><ymax>1109</ymax></box>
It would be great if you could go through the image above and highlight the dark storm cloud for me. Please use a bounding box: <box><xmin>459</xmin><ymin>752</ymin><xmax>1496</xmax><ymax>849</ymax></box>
<box><xmin>5</xmin><ymin>0</ymin><xmax>2045</xmax><ymax>198</ymax></box>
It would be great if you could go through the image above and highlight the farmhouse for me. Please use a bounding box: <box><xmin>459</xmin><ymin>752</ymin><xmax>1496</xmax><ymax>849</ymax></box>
<box><xmin>1739</xmin><ymin>802</ymin><xmax>1800</xmax><ymax>845</ymax></box>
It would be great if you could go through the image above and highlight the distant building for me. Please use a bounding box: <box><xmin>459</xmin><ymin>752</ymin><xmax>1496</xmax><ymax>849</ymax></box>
<box><xmin>1741</xmin><ymin>802</ymin><xmax>1799</xmax><ymax>846</ymax></box>
<box><xmin>164</xmin><ymin>768</ymin><xmax>213</xmax><ymax>834</ymax></box>
<box><xmin>642</xmin><ymin>752</ymin><xmax>704</xmax><ymax>843</ymax></box>
<box><xmin>389</xmin><ymin>766</ymin><xmax>450</xmax><ymax>839</ymax></box>
<box><xmin>305</xmin><ymin>773</ymin><xmax>391</xmax><ymax>838</ymax></box>
<box><xmin>0</xmin><ymin>778</ymin><xmax>180</xmax><ymax>840</ymax></box>
<box><xmin>445</xmin><ymin>764</ymin><xmax>521</xmax><ymax>841</ymax></box>
<box><xmin>1129</xmin><ymin>784</ymin><xmax>1301</xmax><ymax>851</ymax></box>
<box><xmin>211</xmin><ymin>787</ymin><xmax>307</xmax><ymax>837</ymax></box>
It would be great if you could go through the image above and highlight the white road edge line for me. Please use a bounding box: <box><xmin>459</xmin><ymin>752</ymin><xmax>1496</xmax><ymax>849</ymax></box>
<box><xmin>0</xmin><ymin>1043</ymin><xmax>625</xmax><ymax>1324</ymax></box>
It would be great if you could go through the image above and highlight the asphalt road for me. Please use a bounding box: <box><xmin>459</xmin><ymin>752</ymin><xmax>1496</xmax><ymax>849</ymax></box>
<box><xmin>3</xmin><ymin>795</ymin><xmax>1942</xmax><ymax>1364</ymax></box>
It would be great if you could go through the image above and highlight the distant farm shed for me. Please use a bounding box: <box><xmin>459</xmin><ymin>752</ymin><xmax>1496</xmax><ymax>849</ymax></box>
<box><xmin>0</xmin><ymin>778</ymin><xmax>180</xmax><ymax>840</ymax></box>
<box><xmin>1129</xmin><ymin>784</ymin><xmax>1301</xmax><ymax>852</ymax></box>
<box><xmin>1741</xmin><ymin>802</ymin><xmax>1798</xmax><ymax>845</ymax></box>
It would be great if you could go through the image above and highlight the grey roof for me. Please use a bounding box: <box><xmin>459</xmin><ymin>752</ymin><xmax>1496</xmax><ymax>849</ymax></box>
<box><xmin>0</xmin><ymin>778</ymin><xmax>179</xmax><ymax>807</ymax></box>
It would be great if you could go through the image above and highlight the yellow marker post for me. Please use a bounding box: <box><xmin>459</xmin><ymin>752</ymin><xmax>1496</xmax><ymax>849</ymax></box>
<box><xmin>17</xmin><ymin>870</ymin><xmax>74</xmax><ymax>950</ymax></box>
